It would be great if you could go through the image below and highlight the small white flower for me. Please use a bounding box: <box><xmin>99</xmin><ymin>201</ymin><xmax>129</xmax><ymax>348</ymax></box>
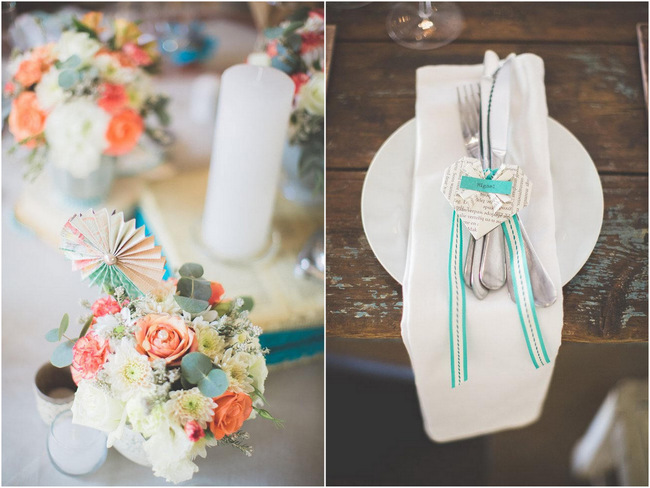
<box><xmin>249</xmin><ymin>355</ymin><xmax>268</xmax><ymax>395</ymax></box>
<box><xmin>167</xmin><ymin>387</ymin><xmax>216</xmax><ymax>428</ymax></box>
<box><xmin>102</xmin><ymin>341</ymin><xmax>155</xmax><ymax>401</ymax></box>
<box><xmin>92</xmin><ymin>52</ymin><xmax>137</xmax><ymax>84</ymax></box>
<box><xmin>54</xmin><ymin>31</ymin><xmax>101</xmax><ymax>64</ymax></box>
<box><xmin>44</xmin><ymin>99</ymin><xmax>110</xmax><ymax>178</ymax></box>
<box><xmin>126</xmin><ymin>397</ymin><xmax>168</xmax><ymax>438</ymax></box>
<box><xmin>195</xmin><ymin>325</ymin><xmax>227</xmax><ymax>360</ymax></box>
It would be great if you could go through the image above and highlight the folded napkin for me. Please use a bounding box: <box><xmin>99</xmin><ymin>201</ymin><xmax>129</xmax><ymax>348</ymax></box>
<box><xmin>401</xmin><ymin>51</ymin><xmax>564</xmax><ymax>442</ymax></box>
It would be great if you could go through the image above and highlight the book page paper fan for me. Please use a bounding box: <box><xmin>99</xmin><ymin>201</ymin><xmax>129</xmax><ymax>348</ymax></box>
<box><xmin>60</xmin><ymin>209</ymin><xmax>166</xmax><ymax>297</ymax></box>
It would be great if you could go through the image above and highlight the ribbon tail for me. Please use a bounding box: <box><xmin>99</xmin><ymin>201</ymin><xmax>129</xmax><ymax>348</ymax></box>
<box><xmin>448</xmin><ymin>211</ymin><xmax>468</xmax><ymax>387</ymax></box>
<box><xmin>501</xmin><ymin>215</ymin><xmax>551</xmax><ymax>368</ymax></box>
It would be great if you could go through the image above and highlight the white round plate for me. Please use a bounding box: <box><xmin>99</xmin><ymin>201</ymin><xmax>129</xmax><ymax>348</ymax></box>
<box><xmin>361</xmin><ymin>117</ymin><xmax>604</xmax><ymax>285</ymax></box>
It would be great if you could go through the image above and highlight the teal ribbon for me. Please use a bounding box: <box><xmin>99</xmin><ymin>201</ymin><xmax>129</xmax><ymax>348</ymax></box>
<box><xmin>447</xmin><ymin>213</ymin><xmax>550</xmax><ymax>387</ymax></box>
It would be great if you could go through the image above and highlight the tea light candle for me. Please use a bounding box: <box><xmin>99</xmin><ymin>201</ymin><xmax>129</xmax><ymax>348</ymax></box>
<box><xmin>47</xmin><ymin>410</ymin><xmax>107</xmax><ymax>476</ymax></box>
<box><xmin>202</xmin><ymin>64</ymin><xmax>294</xmax><ymax>260</ymax></box>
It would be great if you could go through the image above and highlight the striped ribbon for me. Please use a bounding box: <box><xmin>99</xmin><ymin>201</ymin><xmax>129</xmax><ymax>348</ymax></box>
<box><xmin>447</xmin><ymin>213</ymin><xmax>550</xmax><ymax>388</ymax></box>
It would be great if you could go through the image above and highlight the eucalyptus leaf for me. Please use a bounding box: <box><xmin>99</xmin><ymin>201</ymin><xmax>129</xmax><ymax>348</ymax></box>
<box><xmin>193</xmin><ymin>280</ymin><xmax>212</xmax><ymax>301</ymax></box>
<box><xmin>181</xmin><ymin>375</ymin><xmax>192</xmax><ymax>390</ymax></box>
<box><xmin>197</xmin><ymin>368</ymin><xmax>228</xmax><ymax>398</ymax></box>
<box><xmin>271</xmin><ymin>56</ymin><xmax>295</xmax><ymax>74</ymax></box>
<box><xmin>179</xmin><ymin>263</ymin><xmax>204</xmax><ymax>279</ymax></box>
<box><xmin>45</xmin><ymin>328</ymin><xmax>60</xmax><ymax>343</ymax></box>
<box><xmin>240</xmin><ymin>296</ymin><xmax>255</xmax><ymax>312</ymax></box>
<box><xmin>61</xmin><ymin>54</ymin><xmax>81</xmax><ymax>69</ymax></box>
<box><xmin>58</xmin><ymin>70</ymin><xmax>78</xmax><ymax>89</ymax></box>
<box><xmin>177</xmin><ymin>277</ymin><xmax>194</xmax><ymax>297</ymax></box>
<box><xmin>79</xmin><ymin>315</ymin><xmax>94</xmax><ymax>339</ymax></box>
<box><xmin>181</xmin><ymin>352</ymin><xmax>214</xmax><ymax>384</ymax></box>
<box><xmin>51</xmin><ymin>340</ymin><xmax>75</xmax><ymax>368</ymax></box>
<box><xmin>285</xmin><ymin>33</ymin><xmax>302</xmax><ymax>53</ymax></box>
<box><xmin>174</xmin><ymin>295</ymin><xmax>209</xmax><ymax>314</ymax></box>
<box><xmin>58</xmin><ymin>313</ymin><xmax>69</xmax><ymax>340</ymax></box>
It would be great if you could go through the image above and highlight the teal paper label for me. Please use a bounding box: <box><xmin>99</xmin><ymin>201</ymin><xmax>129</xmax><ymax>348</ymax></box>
<box><xmin>459</xmin><ymin>176</ymin><xmax>512</xmax><ymax>195</ymax></box>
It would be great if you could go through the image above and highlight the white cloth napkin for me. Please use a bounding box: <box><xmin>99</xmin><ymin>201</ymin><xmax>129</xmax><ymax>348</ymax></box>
<box><xmin>401</xmin><ymin>51</ymin><xmax>564</xmax><ymax>442</ymax></box>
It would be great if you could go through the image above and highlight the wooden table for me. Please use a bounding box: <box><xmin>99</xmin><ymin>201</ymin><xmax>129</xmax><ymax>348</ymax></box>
<box><xmin>326</xmin><ymin>2</ymin><xmax>648</xmax><ymax>342</ymax></box>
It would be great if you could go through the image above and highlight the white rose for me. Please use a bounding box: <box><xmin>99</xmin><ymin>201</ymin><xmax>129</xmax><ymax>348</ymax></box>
<box><xmin>297</xmin><ymin>73</ymin><xmax>324</xmax><ymax>116</ymax></box>
<box><xmin>126</xmin><ymin>398</ymin><xmax>168</xmax><ymax>438</ymax></box>
<box><xmin>249</xmin><ymin>355</ymin><xmax>269</xmax><ymax>394</ymax></box>
<box><xmin>72</xmin><ymin>381</ymin><xmax>125</xmax><ymax>433</ymax></box>
<box><xmin>144</xmin><ymin>421</ymin><xmax>198</xmax><ymax>484</ymax></box>
<box><xmin>54</xmin><ymin>31</ymin><xmax>101</xmax><ymax>64</ymax></box>
<box><xmin>44</xmin><ymin>99</ymin><xmax>110</xmax><ymax>178</ymax></box>
<box><xmin>35</xmin><ymin>68</ymin><xmax>66</xmax><ymax>111</ymax></box>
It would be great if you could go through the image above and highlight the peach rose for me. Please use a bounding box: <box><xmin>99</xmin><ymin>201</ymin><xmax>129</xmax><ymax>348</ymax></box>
<box><xmin>208</xmin><ymin>282</ymin><xmax>225</xmax><ymax>305</ymax></box>
<box><xmin>135</xmin><ymin>314</ymin><xmax>198</xmax><ymax>365</ymax></box>
<box><xmin>15</xmin><ymin>58</ymin><xmax>43</xmax><ymax>87</ymax></box>
<box><xmin>70</xmin><ymin>332</ymin><xmax>110</xmax><ymax>383</ymax></box>
<box><xmin>104</xmin><ymin>108</ymin><xmax>143</xmax><ymax>156</ymax></box>
<box><xmin>91</xmin><ymin>296</ymin><xmax>122</xmax><ymax>317</ymax></box>
<box><xmin>209</xmin><ymin>392</ymin><xmax>253</xmax><ymax>440</ymax></box>
<box><xmin>8</xmin><ymin>91</ymin><xmax>46</xmax><ymax>147</ymax></box>
<box><xmin>98</xmin><ymin>83</ymin><xmax>128</xmax><ymax>114</ymax></box>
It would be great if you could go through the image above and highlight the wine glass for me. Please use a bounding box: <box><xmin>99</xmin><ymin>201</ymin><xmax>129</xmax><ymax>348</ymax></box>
<box><xmin>386</xmin><ymin>2</ymin><xmax>464</xmax><ymax>50</ymax></box>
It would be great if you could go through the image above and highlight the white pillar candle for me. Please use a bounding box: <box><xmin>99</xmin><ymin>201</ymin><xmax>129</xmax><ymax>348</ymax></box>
<box><xmin>202</xmin><ymin>64</ymin><xmax>294</xmax><ymax>260</ymax></box>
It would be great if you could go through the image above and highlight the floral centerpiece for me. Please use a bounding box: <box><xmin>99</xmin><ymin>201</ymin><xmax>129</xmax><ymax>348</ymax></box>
<box><xmin>46</xmin><ymin>209</ymin><xmax>278</xmax><ymax>483</ymax></box>
<box><xmin>4</xmin><ymin>12</ymin><xmax>170</xmax><ymax>198</ymax></box>
<box><xmin>248</xmin><ymin>7</ymin><xmax>325</xmax><ymax>200</ymax></box>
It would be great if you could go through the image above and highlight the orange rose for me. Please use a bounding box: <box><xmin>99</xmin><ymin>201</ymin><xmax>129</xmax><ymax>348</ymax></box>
<box><xmin>209</xmin><ymin>392</ymin><xmax>253</xmax><ymax>440</ymax></box>
<box><xmin>98</xmin><ymin>83</ymin><xmax>128</xmax><ymax>114</ymax></box>
<box><xmin>134</xmin><ymin>313</ymin><xmax>198</xmax><ymax>365</ymax></box>
<box><xmin>104</xmin><ymin>108</ymin><xmax>143</xmax><ymax>156</ymax></box>
<box><xmin>208</xmin><ymin>282</ymin><xmax>225</xmax><ymax>305</ymax></box>
<box><xmin>8</xmin><ymin>91</ymin><xmax>46</xmax><ymax>147</ymax></box>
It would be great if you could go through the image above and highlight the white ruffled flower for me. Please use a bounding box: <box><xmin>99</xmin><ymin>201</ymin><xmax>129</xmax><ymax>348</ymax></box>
<box><xmin>137</xmin><ymin>282</ymin><xmax>181</xmax><ymax>315</ymax></box>
<box><xmin>34</xmin><ymin>67</ymin><xmax>65</xmax><ymax>111</ymax></box>
<box><xmin>71</xmin><ymin>381</ymin><xmax>125</xmax><ymax>433</ymax></box>
<box><xmin>44</xmin><ymin>99</ymin><xmax>110</xmax><ymax>178</ymax></box>
<box><xmin>167</xmin><ymin>387</ymin><xmax>216</xmax><ymax>428</ymax></box>
<box><xmin>126</xmin><ymin>397</ymin><xmax>168</xmax><ymax>438</ymax></box>
<box><xmin>54</xmin><ymin>31</ymin><xmax>101</xmax><ymax>64</ymax></box>
<box><xmin>143</xmin><ymin>421</ymin><xmax>199</xmax><ymax>484</ymax></box>
<box><xmin>249</xmin><ymin>355</ymin><xmax>268</xmax><ymax>394</ymax></box>
<box><xmin>101</xmin><ymin>341</ymin><xmax>155</xmax><ymax>401</ymax></box>
<box><xmin>218</xmin><ymin>349</ymin><xmax>255</xmax><ymax>394</ymax></box>
<box><xmin>297</xmin><ymin>72</ymin><xmax>324</xmax><ymax>116</ymax></box>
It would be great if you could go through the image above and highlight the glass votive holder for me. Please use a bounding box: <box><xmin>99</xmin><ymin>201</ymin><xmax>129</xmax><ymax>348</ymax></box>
<box><xmin>47</xmin><ymin>410</ymin><xmax>107</xmax><ymax>476</ymax></box>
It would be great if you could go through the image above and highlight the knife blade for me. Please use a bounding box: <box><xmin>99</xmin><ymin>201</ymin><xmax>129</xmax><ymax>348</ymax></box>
<box><xmin>478</xmin><ymin>59</ymin><xmax>511</xmax><ymax>290</ymax></box>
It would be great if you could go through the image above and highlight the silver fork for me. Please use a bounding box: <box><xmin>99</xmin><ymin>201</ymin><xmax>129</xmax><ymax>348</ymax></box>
<box><xmin>456</xmin><ymin>84</ymin><xmax>489</xmax><ymax>300</ymax></box>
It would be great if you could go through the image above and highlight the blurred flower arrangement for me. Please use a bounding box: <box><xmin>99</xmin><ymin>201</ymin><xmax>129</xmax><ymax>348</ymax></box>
<box><xmin>248</xmin><ymin>7</ymin><xmax>324</xmax><ymax>195</ymax></box>
<box><xmin>4</xmin><ymin>12</ymin><xmax>170</xmax><ymax>182</ymax></box>
<box><xmin>47</xmin><ymin>210</ymin><xmax>278</xmax><ymax>483</ymax></box>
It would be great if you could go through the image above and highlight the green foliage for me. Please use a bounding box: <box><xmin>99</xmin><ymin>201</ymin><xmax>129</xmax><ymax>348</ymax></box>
<box><xmin>240</xmin><ymin>296</ymin><xmax>255</xmax><ymax>313</ymax></box>
<box><xmin>58</xmin><ymin>69</ymin><xmax>79</xmax><ymax>89</ymax></box>
<box><xmin>71</xmin><ymin>18</ymin><xmax>99</xmax><ymax>39</ymax></box>
<box><xmin>174</xmin><ymin>295</ymin><xmax>209</xmax><ymax>314</ymax></box>
<box><xmin>45</xmin><ymin>328</ymin><xmax>60</xmax><ymax>343</ymax></box>
<box><xmin>179</xmin><ymin>263</ymin><xmax>204</xmax><ymax>278</ymax></box>
<box><xmin>79</xmin><ymin>315</ymin><xmax>94</xmax><ymax>339</ymax></box>
<box><xmin>286</xmin><ymin>6</ymin><xmax>310</xmax><ymax>22</ymax></box>
<box><xmin>254</xmin><ymin>407</ymin><xmax>284</xmax><ymax>428</ymax></box>
<box><xmin>51</xmin><ymin>340</ymin><xmax>75</xmax><ymax>368</ymax></box>
<box><xmin>180</xmin><ymin>352</ymin><xmax>228</xmax><ymax>397</ymax></box>
<box><xmin>58</xmin><ymin>314</ymin><xmax>69</xmax><ymax>340</ymax></box>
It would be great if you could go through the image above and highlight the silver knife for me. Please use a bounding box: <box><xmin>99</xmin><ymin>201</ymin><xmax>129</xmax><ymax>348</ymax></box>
<box><xmin>484</xmin><ymin>58</ymin><xmax>557</xmax><ymax>307</ymax></box>
<box><xmin>478</xmin><ymin>59</ymin><xmax>511</xmax><ymax>290</ymax></box>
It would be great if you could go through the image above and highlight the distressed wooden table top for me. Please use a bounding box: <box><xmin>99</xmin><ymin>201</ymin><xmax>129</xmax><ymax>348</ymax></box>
<box><xmin>326</xmin><ymin>2</ymin><xmax>648</xmax><ymax>342</ymax></box>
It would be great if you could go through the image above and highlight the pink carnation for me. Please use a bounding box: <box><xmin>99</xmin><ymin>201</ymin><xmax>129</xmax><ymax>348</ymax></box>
<box><xmin>70</xmin><ymin>332</ymin><xmax>110</xmax><ymax>383</ymax></box>
<box><xmin>300</xmin><ymin>32</ymin><xmax>323</xmax><ymax>55</ymax></box>
<box><xmin>91</xmin><ymin>296</ymin><xmax>121</xmax><ymax>318</ymax></box>
<box><xmin>184</xmin><ymin>420</ymin><xmax>205</xmax><ymax>442</ymax></box>
<box><xmin>122</xmin><ymin>42</ymin><xmax>153</xmax><ymax>66</ymax></box>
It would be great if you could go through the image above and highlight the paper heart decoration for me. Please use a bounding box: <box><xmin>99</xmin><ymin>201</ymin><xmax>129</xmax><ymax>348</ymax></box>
<box><xmin>441</xmin><ymin>157</ymin><xmax>532</xmax><ymax>239</ymax></box>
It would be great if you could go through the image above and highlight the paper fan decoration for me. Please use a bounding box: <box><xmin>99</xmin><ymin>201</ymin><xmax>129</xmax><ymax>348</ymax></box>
<box><xmin>60</xmin><ymin>209</ymin><xmax>166</xmax><ymax>297</ymax></box>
